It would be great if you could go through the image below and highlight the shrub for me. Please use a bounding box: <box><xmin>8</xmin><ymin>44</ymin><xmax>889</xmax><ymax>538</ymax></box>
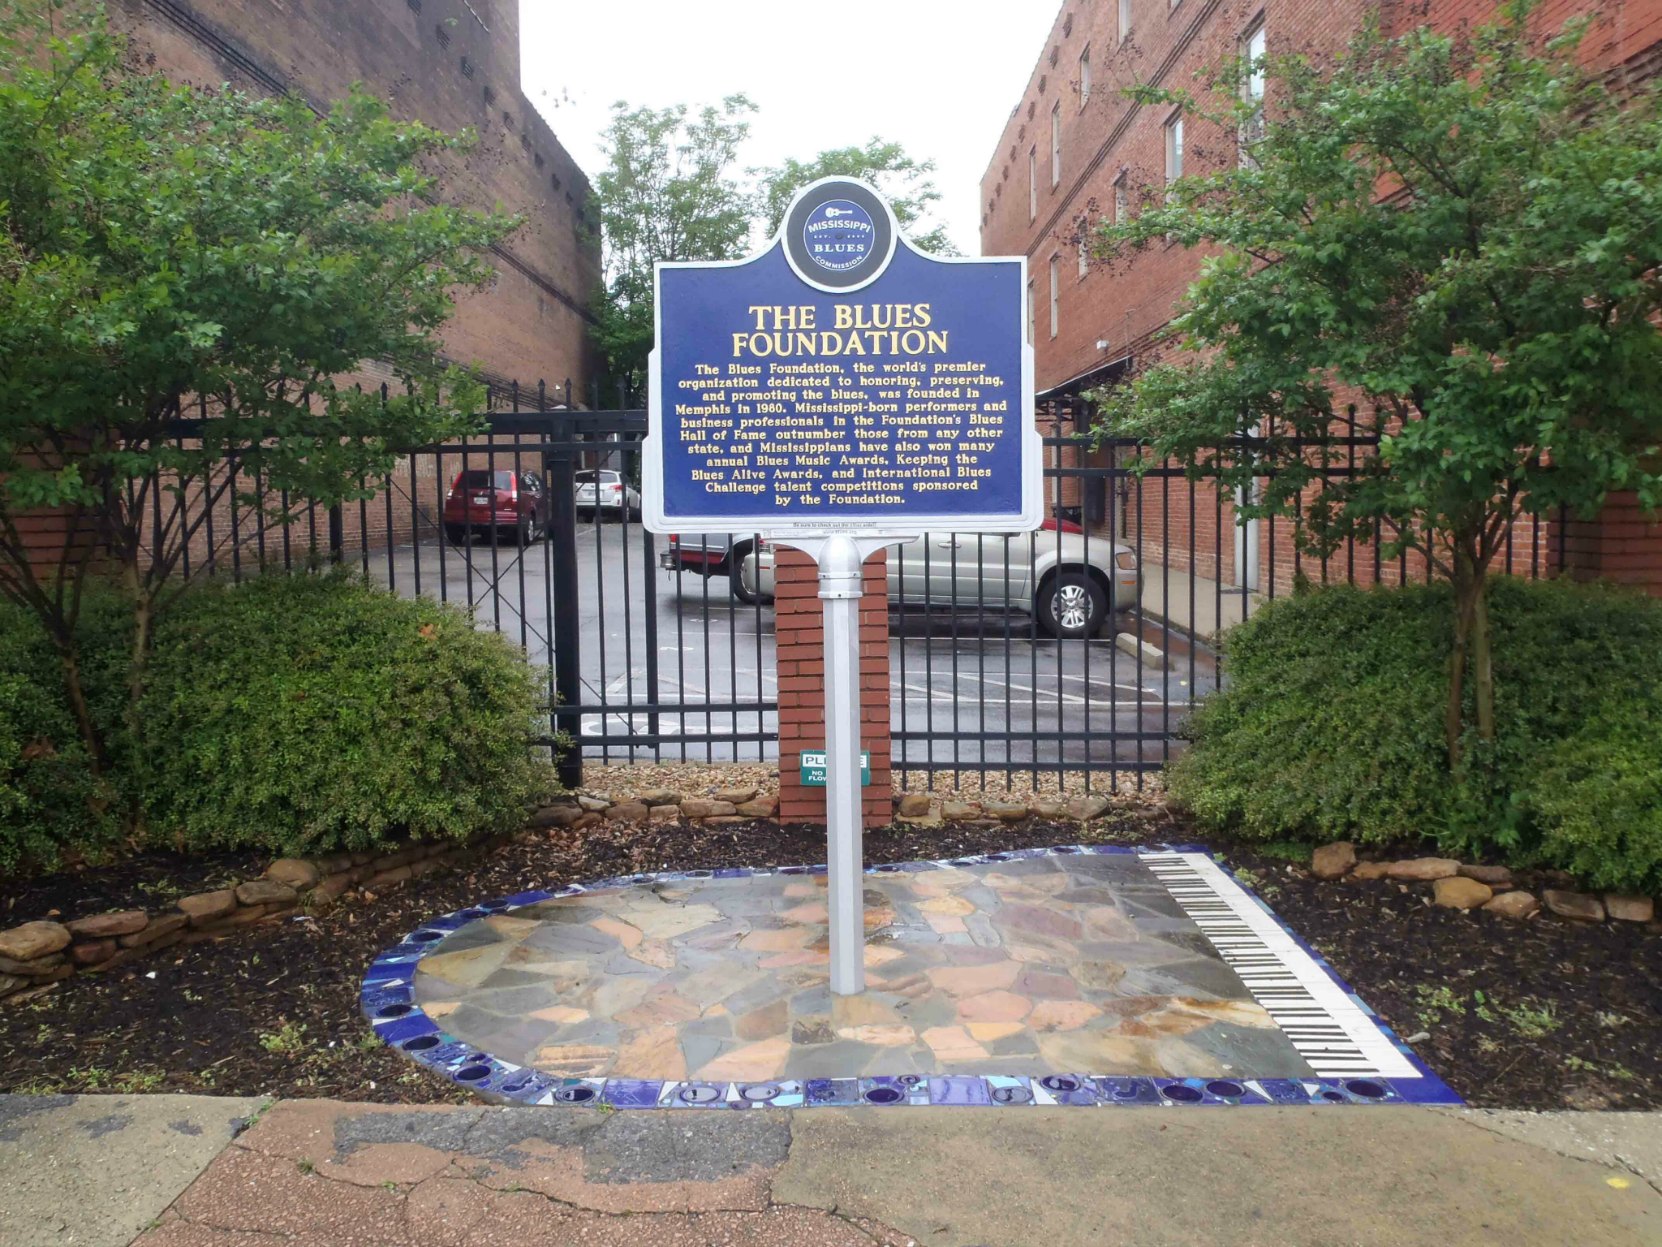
<box><xmin>0</xmin><ymin>597</ymin><xmax>125</xmax><ymax>875</ymax></box>
<box><xmin>1170</xmin><ymin>577</ymin><xmax>1662</xmax><ymax>893</ymax></box>
<box><xmin>137</xmin><ymin>571</ymin><xmax>551</xmax><ymax>856</ymax></box>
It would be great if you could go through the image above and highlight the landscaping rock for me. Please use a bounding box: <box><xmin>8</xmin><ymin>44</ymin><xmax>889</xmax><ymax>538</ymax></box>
<box><xmin>648</xmin><ymin>804</ymin><xmax>681</xmax><ymax>822</ymax></box>
<box><xmin>177</xmin><ymin>890</ymin><xmax>238</xmax><ymax>927</ymax></box>
<box><xmin>577</xmin><ymin>794</ymin><xmax>611</xmax><ymax>812</ymax></box>
<box><xmin>264</xmin><ymin>859</ymin><xmax>321</xmax><ymax>890</ymax></box>
<box><xmin>1432</xmin><ymin>877</ymin><xmax>1494</xmax><ymax>910</ymax></box>
<box><xmin>0</xmin><ymin>921</ymin><xmax>71</xmax><ymax>961</ymax></box>
<box><xmin>1310</xmin><ymin>842</ymin><xmax>1356</xmax><ymax>880</ymax></box>
<box><xmin>1351</xmin><ymin>861</ymin><xmax>1392</xmax><ymax>881</ymax></box>
<box><xmin>0</xmin><ymin>974</ymin><xmax>22</xmax><ymax>996</ymax></box>
<box><xmin>64</xmin><ymin>910</ymin><xmax>149</xmax><ymax>940</ymax></box>
<box><xmin>1483</xmin><ymin>890</ymin><xmax>1541</xmax><ymax>920</ymax></box>
<box><xmin>712</xmin><ymin>787</ymin><xmax>757</xmax><ymax>805</ymax></box>
<box><xmin>1458</xmin><ymin>864</ymin><xmax>1513</xmax><ymax>887</ymax></box>
<box><xmin>984</xmin><ymin>801</ymin><xmax>1029</xmax><ymax>822</ymax></box>
<box><xmin>1065</xmin><ymin>795</ymin><xmax>1111</xmax><ymax>822</ymax></box>
<box><xmin>736</xmin><ymin>795</ymin><xmax>779</xmax><ymax>818</ymax></box>
<box><xmin>1603</xmin><ymin>894</ymin><xmax>1655</xmax><ymax>924</ymax></box>
<box><xmin>637</xmin><ymin>787</ymin><xmax>682</xmax><ymax>807</ymax></box>
<box><xmin>896</xmin><ymin>793</ymin><xmax>934</xmax><ymax>818</ymax></box>
<box><xmin>1542</xmin><ymin>889</ymin><xmax>1605</xmax><ymax>922</ymax></box>
<box><xmin>602</xmin><ymin>800</ymin><xmax>651</xmax><ymax>823</ymax></box>
<box><xmin>570</xmin><ymin>812</ymin><xmax>603</xmax><ymax>831</ymax></box>
<box><xmin>120</xmin><ymin>912</ymin><xmax>189</xmax><ymax>948</ymax></box>
<box><xmin>941</xmin><ymin>801</ymin><xmax>982</xmax><ymax>821</ymax></box>
<box><xmin>1029</xmin><ymin>800</ymin><xmax>1066</xmax><ymax>820</ymax></box>
<box><xmin>70</xmin><ymin>939</ymin><xmax>117</xmax><ymax>966</ymax></box>
<box><xmin>1385</xmin><ymin>858</ymin><xmax>1460</xmax><ymax>882</ymax></box>
<box><xmin>235</xmin><ymin>880</ymin><xmax>298</xmax><ymax>906</ymax></box>
<box><xmin>538</xmin><ymin>805</ymin><xmax>586</xmax><ymax>829</ymax></box>
<box><xmin>897</xmin><ymin>813</ymin><xmax>944</xmax><ymax>829</ymax></box>
<box><xmin>680</xmin><ymin>798</ymin><xmax>737</xmax><ymax>819</ymax></box>
<box><xmin>0</xmin><ymin>952</ymin><xmax>67</xmax><ymax>977</ymax></box>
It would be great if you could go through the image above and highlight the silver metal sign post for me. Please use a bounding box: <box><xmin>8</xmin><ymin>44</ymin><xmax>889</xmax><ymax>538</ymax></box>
<box><xmin>787</xmin><ymin>533</ymin><xmax>905</xmax><ymax>996</ymax></box>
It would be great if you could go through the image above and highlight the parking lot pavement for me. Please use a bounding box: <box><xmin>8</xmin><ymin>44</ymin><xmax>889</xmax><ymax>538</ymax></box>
<box><xmin>368</xmin><ymin>525</ymin><xmax>1216</xmax><ymax>766</ymax></box>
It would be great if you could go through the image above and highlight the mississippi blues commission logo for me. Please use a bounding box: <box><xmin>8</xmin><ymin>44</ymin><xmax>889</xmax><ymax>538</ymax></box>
<box><xmin>803</xmin><ymin>200</ymin><xmax>877</xmax><ymax>273</ymax></box>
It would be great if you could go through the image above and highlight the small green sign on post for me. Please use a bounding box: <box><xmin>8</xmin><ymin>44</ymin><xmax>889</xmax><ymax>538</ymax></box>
<box><xmin>800</xmin><ymin>750</ymin><xmax>870</xmax><ymax>788</ymax></box>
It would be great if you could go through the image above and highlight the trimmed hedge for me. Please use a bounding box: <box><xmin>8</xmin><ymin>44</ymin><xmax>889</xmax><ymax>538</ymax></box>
<box><xmin>0</xmin><ymin>572</ymin><xmax>551</xmax><ymax>874</ymax></box>
<box><xmin>138</xmin><ymin>572</ymin><xmax>551</xmax><ymax>856</ymax></box>
<box><xmin>1170</xmin><ymin>577</ymin><xmax>1662</xmax><ymax>893</ymax></box>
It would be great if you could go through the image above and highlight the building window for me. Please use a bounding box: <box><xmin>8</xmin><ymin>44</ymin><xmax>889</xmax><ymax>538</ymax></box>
<box><xmin>1118</xmin><ymin>0</ymin><xmax>1132</xmax><ymax>44</ymax></box>
<box><xmin>406</xmin><ymin>0</ymin><xmax>421</xmax><ymax>10</ymax></box>
<box><xmin>459</xmin><ymin>55</ymin><xmax>474</xmax><ymax>78</ymax></box>
<box><xmin>1050</xmin><ymin>103</ymin><xmax>1062</xmax><ymax>187</ymax></box>
<box><xmin>1079</xmin><ymin>46</ymin><xmax>1092</xmax><ymax>108</ymax></box>
<box><xmin>1027</xmin><ymin>279</ymin><xmax>1036</xmax><ymax>344</ymax></box>
<box><xmin>1077</xmin><ymin>215</ymin><xmax>1091</xmax><ymax>279</ymax></box>
<box><xmin>434</xmin><ymin>22</ymin><xmax>451</xmax><ymax>48</ymax></box>
<box><xmin>1165</xmin><ymin>111</ymin><xmax>1184</xmax><ymax>186</ymax></box>
<box><xmin>1241</xmin><ymin>18</ymin><xmax>1267</xmax><ymax>164</ymax></box>
<box><xmin>1113</xmin><ymin>173</ymin><xmax>1128</xmax><ymax>224</ymax></box>
<box><xmin>1028</xmin><ymin>146</ymin><xmax>1038</xmax><ymax>220</ymax></box>
<box><xmin>1049</xmin><ymin>255</ymin><xmax>1060</xmax><ymax>339</ymax></box>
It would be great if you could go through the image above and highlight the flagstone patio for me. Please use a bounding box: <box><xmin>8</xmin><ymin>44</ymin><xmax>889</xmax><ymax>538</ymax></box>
<box><xmin>408</xmin><ymin>852</ymin><xmax>1319</xmax><ymax>1085</ymax></box>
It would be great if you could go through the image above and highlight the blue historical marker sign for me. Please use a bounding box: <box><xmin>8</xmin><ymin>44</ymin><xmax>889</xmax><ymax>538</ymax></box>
<box><xmin>643</xmin><ymin>177</ymin><xmax>1040</xmax><ymax>538</ymax></box>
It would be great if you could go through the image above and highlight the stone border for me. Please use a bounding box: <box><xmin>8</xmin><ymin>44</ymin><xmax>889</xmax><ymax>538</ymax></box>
<box><xmin>0</xmin><ymin>838</ymin><xmax>503</xmax><ymax>1007</ymax></box>
<box><xmin>361</xmin><ymin>843</ymin><xmax>1462</xmax><ymax>1111</ymax></box>
<box><xmin>1307</xmin><ymin>843</ymin><xmax>1659</xmax><ymax>929</ymax></box>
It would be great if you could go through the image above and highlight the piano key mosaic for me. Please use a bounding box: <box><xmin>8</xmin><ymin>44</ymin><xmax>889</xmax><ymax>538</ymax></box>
<box><xmin>361</xmin><ymin>846</ymin><xmax>1459</xmax><ymax>1107</ymax></box>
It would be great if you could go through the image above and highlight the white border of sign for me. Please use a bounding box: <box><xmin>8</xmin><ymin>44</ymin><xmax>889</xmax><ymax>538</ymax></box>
<box><xmin>642</xmin><ymin>177</ymin><xmax>1041</xmax><ymax>540</ymax></box>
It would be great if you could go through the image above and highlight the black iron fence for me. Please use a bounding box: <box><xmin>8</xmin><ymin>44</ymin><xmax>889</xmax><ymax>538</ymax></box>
<box><xmin>158</xmin><ymin>384</ymin><xmax>1562</xmax><ymax>795</ymax></box>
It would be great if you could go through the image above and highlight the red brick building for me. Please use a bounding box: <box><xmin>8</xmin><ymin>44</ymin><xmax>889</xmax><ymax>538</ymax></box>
<box><xmin>16</xmin><ymin>0</ymin><xmax>601</xmax><ymax>571</ymax></box>
<box><xmin>980</xmin><ymin>0</ymin><xmax>1662</xmax><ymax>604</ymax></box>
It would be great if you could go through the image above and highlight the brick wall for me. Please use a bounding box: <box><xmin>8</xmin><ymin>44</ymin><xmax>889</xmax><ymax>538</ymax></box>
<box><xmin>108</xmin><ymin>0</ymin><xmax>598</xmax><ymax>389</ymax></box>
<box><xmin>982</xmin><ymin>0</ymin><xmax>1662</xmax><ymax>598</ymax></box>
<box><xmin>774</xmin><ymin>548</ymin><xmax>894</xmax><ymax>829</ymax></box>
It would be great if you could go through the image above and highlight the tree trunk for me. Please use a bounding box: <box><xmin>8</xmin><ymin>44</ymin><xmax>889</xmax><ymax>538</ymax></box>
<box><xmin>1446</xmin><ymin>547</ymin><xmax>1479</xmax><ymax>769</ymax></box>
<box><xmin>55</xmin><ymin>642</ymin><xmax>108</xmax><ymax>775</ymax></box>
<box><xmin>1470</xmin><ymin>570</ymin><xmax>1495</xmax><ymax>745</ymax></box>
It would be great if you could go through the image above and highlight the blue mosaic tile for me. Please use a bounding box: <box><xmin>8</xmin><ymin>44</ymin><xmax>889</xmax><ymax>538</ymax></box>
<box><xmin>360</xmin><ymin>844</ymin><xmax>1463</xmax><ymax>1110</ymax></box>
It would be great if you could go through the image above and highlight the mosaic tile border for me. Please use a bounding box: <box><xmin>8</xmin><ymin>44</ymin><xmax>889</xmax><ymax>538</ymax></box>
<box><xmin>360</xmin><ymin>845</ymin><xmax>1462</xmax><ymax>1108</ymax></box>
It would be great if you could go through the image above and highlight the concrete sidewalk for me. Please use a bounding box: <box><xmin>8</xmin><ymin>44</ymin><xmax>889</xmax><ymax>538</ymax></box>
<box><xmin>3</xmin><ymin>1095</ymin><xmax>1657</xmax><ymax>1247</ymax></box>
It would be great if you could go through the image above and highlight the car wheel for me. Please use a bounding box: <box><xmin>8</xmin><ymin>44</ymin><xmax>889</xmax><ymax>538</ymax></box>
<box><xmin>729</xmin><ymin>542</ymin><xmax>762</xmax><ymax>605</ymax></box>
<box><xmin>1038</xmin><ymin>572</ymin><xmax>1107</xmax><ymax>639</ymax></box>
<box><xmin>444</xmin><ymin>524</ymin><xmax>470</xmax><ymax>545</ymax></box>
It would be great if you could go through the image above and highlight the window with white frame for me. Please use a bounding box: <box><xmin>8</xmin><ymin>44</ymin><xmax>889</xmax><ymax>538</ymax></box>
<box><xmin>1113</xmin><ymin>173</ymin><xmax>1127</xmax><ymax>225</ymax></box>
<box><xmin>1118</xmin><ymin>0</ymin><xmax>1132</xmax><ymax>44</ymax></box>
<box><xmin>1048</xmin><ymin>256</ymin><xmax>1061</xmax><ymax>338</ymax></box>
<box><xmin>1027</xmin><ymin>279</ymin><xmax>1036</xmax><ymax>343</ymax></box>
<box><xmin>1079</xmin><ymin>46</ymin><xmax>1092</xmax><ymax>107</ymax></box>
<box><xmin>1028</xmin><ymin>146</ymin><xmax>1037</xmax><ymax>220</ymax></box>
<box><xmin>1077</xmin><ymin>214</ymin><xmax>1091</xmax><ymax>278</ymax></box>
<box><xmin>1241</xmin><ymin>18</ymin><xmax>1267</xmax><ymax>163</ymax></box>
<box><xmin>1051</xmin><ymin>103</ymin><xmax>1062</xmax><ymax>186</ymax></box>
<box><xmin>1165</xmin><ymin>111</ymin><xmax>1184</xmax><ymax>186</ymax></box>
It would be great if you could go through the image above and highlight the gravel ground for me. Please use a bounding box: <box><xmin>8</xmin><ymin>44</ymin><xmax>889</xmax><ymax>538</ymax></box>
<box><xmin>580</xmin><ymin>763</ymin><xmax>1167</xmax><ymax>806</ymax></box>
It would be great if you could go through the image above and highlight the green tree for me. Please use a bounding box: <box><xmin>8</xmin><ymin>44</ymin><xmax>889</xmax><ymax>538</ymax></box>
<box><xmin>1092</xmin><ymin>3</ymin><xmax>1662</xmax><ymax>767</ymax></box>
<box><xmin>754</xmin><ymin>138</ymin><xmax>959</xmax><ymax>256</ymax></box>
<box><xmin>0</xmin><ymin>4</ymin><xmax>517</xmax><ymax>771</ymax></box>
<box><xmin>588</xmin><ymin>96</ymin><xmax>756</xmax><ymax>394</ymax></box>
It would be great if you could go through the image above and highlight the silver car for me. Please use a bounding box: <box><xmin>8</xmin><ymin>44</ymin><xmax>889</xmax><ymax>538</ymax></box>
<box><xmin>575</xmin><ymin>469</ymin><xmax>641</xmax><ymax>520</ymax></box>
<box><xmin>740</xmin><ymin>521</ymin><xmax>1140</xmax><ymax>639</ymax></box>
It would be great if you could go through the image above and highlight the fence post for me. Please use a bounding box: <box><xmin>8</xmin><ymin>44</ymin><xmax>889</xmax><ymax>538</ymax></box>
<box><xmin>546</xmin><ymin>425</ymin><xmax>584</xmax><ymax>789</ymax></box>
<box><xmin>327</xmin><ymin>502</ymin><xmax>343</xmax><ymax>564</ymax></box>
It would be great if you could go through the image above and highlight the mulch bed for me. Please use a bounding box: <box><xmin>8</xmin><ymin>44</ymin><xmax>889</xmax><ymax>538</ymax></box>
<box><xmin>1</xmin><ymin>816</ymin><xmax>1656</xmax><ymax>1111</ymax></box>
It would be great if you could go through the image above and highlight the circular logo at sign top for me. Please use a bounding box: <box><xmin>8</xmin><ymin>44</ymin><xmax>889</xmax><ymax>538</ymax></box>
<box><xmin>802</xmin><ymin>200</ymin><xmax>876</xmax><ymax>273</ymax></box>
<box><xmin>782</xmin><ymin>179</ymin><xmax>896</xmax><ymax>293</ymax></box>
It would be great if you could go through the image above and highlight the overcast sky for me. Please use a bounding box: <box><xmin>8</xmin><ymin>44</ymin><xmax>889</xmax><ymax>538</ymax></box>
<box><xmin>521</xmin><ymin>1</ymin><xmax>1060</xmax><ymax>255</ymax></box>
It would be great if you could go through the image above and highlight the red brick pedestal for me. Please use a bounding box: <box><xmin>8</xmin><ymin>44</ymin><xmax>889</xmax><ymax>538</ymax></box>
<box><xmin>775</xmin><ymin>546</ymin><xmax>892</xmax><ymax>828</ymax></box>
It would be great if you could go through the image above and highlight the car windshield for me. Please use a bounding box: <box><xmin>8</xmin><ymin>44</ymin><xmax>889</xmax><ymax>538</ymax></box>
<box><xmin>457</xmin><ymin>470</ymin><xmax>514</xmax><ymax>490</ymax></box>
<box><xmin>575</xmin><ymin>471</ymin><xmax>621</xmax><ymax>484</ymax></box>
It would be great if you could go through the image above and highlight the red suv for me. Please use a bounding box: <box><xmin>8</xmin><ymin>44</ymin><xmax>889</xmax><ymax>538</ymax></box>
<box><xmin>443</xmin><ymin>469</ymin><xmax>550</xmax><ymax>545</ymax></box>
